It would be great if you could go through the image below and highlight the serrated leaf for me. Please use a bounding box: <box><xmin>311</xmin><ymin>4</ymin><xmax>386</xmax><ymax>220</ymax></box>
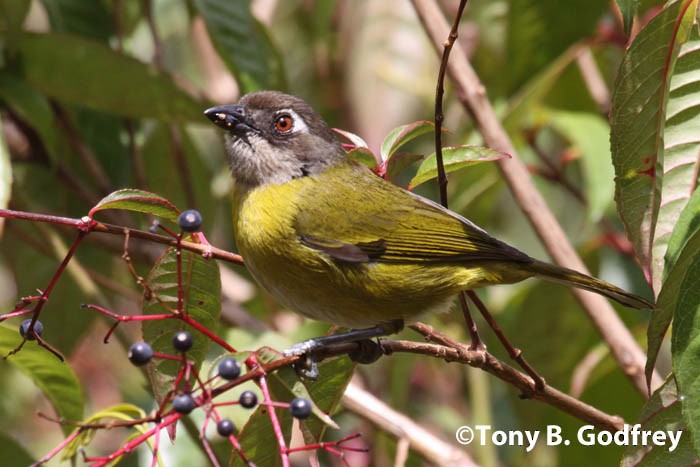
<box><xmin>142</xmin><ymin>247</ymin><xmax>221</xmax><ymax>400</ymax></box>
<box><xmin>408</xmin><ymin>146</ymin><xmax>509</xmax><ymax>190</ymax></box>
<box><xmin>193</xmin><ymin>0</ymin><xmax>283</xmax><ymax>92</ymax></box>
<box><xmin>610</xmin><ymin>0</ymin><xmax>698</xmax><ymax>286</ymax></box>
<box><xmin>666</xmin><ymin>226</ymin><xmax>700</xmax><ymax>458</ymax></box>
<box><xmin>652</xmin><ymin>22</ymin><xmax>700</xmax><ymax>293</ymax></box>
<box><xmin>617</xmin><ymin>0</ymin><xmax>640</xmax><ymax>37</ymax></box>
<box><xmin>664</xmin><ymin>187</ymin><xmax>700</xmax><ymax>281</ymax></box>
<box><xmin>379</xmin><ymin>121</ymin><xmax>435</xmax><ymax>162</ymax></box>
<box><xmin>0</xmin><ymin>325</ymin><xmax>84</xmax><ymax>435</ymax></box>
<box><xmin>89</xmin><ymin>189</ymin><xmax>181</xmax><ymax>223</ymax></box>
<box><xmin>548</xmin><ymin>110</ymin><xmax>615</xmax><ymax>222</ymax></box>
<box><xmin>648</xmin><ymin>227</ymin><xmax>700</xmax><ymax>390</ymax></box>
<box><xmin>621</xmin><ymin>377</ymin><xmax>693</xmax><ymax>466</ymax></box>
<box><xmin>17</xmin><ymin>32</ymin><xmax>203</xmax><ymax>121</ymax></box>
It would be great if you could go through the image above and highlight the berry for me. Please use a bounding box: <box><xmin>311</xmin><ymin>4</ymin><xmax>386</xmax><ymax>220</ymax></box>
<box><xmin>19</xmin><ymin>319</ymin><xmax>44</xmax><ymax>340</ymax></box>
<box><xmin>172</xmin><ymin>330</ymin><xmax>193</xmax><ymax>352</ymax></box>
<box><xmin>217</xmin><ymin>357</ymin><xmax>241</xmax><ymax>380</ymax></box>
<box><xmin>217</xmin><ymin>419</ymin><xmax>235</xmax><ymax>437</ymax></box>
<box><xmin>239</xmin><ymin>390</ymin><xmax>258</xmax><ymax>409</ymax></box>
<box><xmin>128</xmin><ymin>342</ymin><xmax>153</xmax><ymax>366</ymax></box>
<box><xmin>178</xmin><ymin>209</ymin><xmax>203</xmax><ymax>232</ymax></box>
<box><xmin>172</xmin><ymin>394</ymin><xmax>195</xmax><ymax>414</ymax></box>
<box><xmin>289</xmin><ymin>398</ymin><xmax>312</xmax><ymax>420</ymax></box>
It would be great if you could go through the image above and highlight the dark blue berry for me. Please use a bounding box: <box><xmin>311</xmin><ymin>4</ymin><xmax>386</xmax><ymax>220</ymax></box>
<box><xmin>217</xmin><ymin>419</ymin><xmax>235</xmax><ymax>436</ymax></box>
<box><xmin>172</xmin><ymin>394</ymin><xmax>195</xmax><ymax>414</ymax></box>
<box><xmin>172</xmin><ymin>330</ymin><xmax>193</xmax><ymax>352</ymax></box>
<box><xmin>239</xmin><ymin>390</ymin><xmax>257</xmax><ymax>409</ymax></box>
<box><xmin>19</xmin><ymin>319</ymin><xmax>43</xmax><ymax>340</ymax></box>
<box><xmin>178</xmin><ymin>210</ymin><xmax>203</xmax><ymax>232</ymax></box>
<box><xmin>289</xmin><ymin>398</ymin><xmax>312</xmax><ymax>420</ymax></box>
<box><xmin>128</xmin><ymin>342</ymin><xmax>153</xmax><ymax>366</ymax></box>
<box><xmin>217</xmin><ymin>357</ymin><xmax>241</xmax><ymax>380</ymax></box>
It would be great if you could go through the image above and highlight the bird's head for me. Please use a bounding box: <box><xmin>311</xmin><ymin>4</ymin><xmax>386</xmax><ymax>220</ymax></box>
<box><xmin>205</xmin><ymin>91</ymin><xmax>345</xmax><ymax>189</ymax></box>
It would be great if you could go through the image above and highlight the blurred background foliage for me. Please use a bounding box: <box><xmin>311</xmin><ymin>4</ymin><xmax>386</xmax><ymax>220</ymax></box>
<box><xmin>0</xmin><ymin>0</ymin><xmax>670</xmax><ymax>465</ymax></box>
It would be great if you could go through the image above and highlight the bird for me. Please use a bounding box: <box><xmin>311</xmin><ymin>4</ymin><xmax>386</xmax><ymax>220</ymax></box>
<box><xmin>204</xmin><ymin>90</ymin><xmax>652</xmax><ymax>346</ymax></box>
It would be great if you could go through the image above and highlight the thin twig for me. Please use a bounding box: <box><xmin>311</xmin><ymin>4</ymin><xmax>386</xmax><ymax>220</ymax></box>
<box><xmin>411</xmin><ymin>0</ymin><xmax>661</xmax><ymax>395</ymax></box>
<box><xmin>433</xmin><ymin>0</ymin><xmax>468</xmax><ymax>204</ymax></box>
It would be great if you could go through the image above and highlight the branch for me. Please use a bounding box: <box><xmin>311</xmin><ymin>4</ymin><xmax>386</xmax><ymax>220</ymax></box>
<box><xmin>0</xmin><ymin>209</ymin><xmax>243</xmax><ymax>265</ymax></box>
<box><xmin>342</xmin><ymin>382</ymin><xmax>477</xmax><ymax>467</ymax></box>
<box><xmin>410</xmin><ymin>0</ymin><xmax>661</xmax><ymax>395</ymax></box>
<box><xmin>391</xmin><ymin>323</ymin><xmax>625</xmax><ymax>431</ymax></box>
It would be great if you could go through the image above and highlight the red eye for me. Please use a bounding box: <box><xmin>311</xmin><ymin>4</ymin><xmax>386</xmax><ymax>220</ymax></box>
<box><xmin>274</xmin><ymin>115</ymin><xmax>294</xmax><ymax>133</ymax></box>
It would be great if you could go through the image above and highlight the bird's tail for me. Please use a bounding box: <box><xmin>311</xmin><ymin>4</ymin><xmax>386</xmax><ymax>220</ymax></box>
<box><xmin>529</xmin><ymin>259</ymin><xmax>653</xmax><ymax>310</ymax></box>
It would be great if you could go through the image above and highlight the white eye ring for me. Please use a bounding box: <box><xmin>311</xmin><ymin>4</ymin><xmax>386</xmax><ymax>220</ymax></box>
<box><xmin>273</xmin><ymin>109</ymin><xmax>309</xmax><ymax>135</ymax></box>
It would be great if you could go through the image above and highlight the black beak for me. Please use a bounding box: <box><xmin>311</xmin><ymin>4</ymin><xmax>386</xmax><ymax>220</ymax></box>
<box><xmin>204</xmin><ymin>105</ymin><xmax>254</xmax><ymax>132</ymax></box>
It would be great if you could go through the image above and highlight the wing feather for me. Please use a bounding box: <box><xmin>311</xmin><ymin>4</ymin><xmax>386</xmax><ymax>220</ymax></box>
<box><xmin>295</xmin><ymin>161</ymin><xmax>532</xmax><ymax>265</ymax></box>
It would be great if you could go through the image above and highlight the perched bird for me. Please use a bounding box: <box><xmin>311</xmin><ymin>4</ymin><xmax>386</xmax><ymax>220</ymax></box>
<box><xmin>205</xmin><ymin>91</ymin><xmax>651</xmax><ymax>340</ymax></box>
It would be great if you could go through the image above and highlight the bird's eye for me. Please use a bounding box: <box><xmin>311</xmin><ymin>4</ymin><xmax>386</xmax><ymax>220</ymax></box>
<box><xmin>274</xmin><ymin>115</ymin><xmax>294</xmax><ymax>134</ymax></box>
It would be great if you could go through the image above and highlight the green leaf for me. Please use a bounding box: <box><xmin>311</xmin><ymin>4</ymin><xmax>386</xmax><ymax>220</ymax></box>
<box><xmin>408</xmin><ymin>146</ymin><xmax>509</xmax><ymax>190</ymax></box>
<box><xmin>333</xmin><ymin>128</ymin><xmax>370</xmax><ymax>149</ymax></box>
<box><xmin>610</xmin><ymin>0</ymin><xmax>698</xmax><ymax>287</ymax></box>
<box><xmin>40</xmin><ymin>0</ymin><xmax>113</xmax><ymax>42</ymax></box>
<box><xmin>233</xmin><ymin>401</ymin><xmax>292</xmax><ymax>467</ymax></box>
<box><xmin>503</xmin><ymin>45</ymin><xmax>581</xmax><ymax>132</ymax></box>
<box><xmin>385</xmin><ymin>152</ymin><xmax>424</xmax><ymax>181</ymax></box>
<box><xmin>621</xmin><ymin>377</ymin><xmax>694</xmax><ymax>466</ymax></box>
<box><xmin>547</xmin><ymin>110</ymin><xmax>615</xmax><ymax>222</ymax></box>
<box><xmin>258</xmin><ymin>348</ymin><xmax>344</xmax><ymax>433</ymax></box>
<box><xmin>617</xmin><ymin>0</ymin><xmax>640</xmax><ymax>37</ymax></box>
<box><xmin>0</xmin><ymin>431</ymin><xmax>35</xmax><ymax>466</ymax></box>
<box><xmin>505</xmin><ymin>0</ymin><xmax>608</xmax><ymax>94</ymax></box>
<box><xmin>648</xmin><ymin>227</ymin><xmax>700</xmax><ymax>390</ymax></box>
<box><xmin>346</xmin><ymin>147</ymin><xmax>378</xmax><ymax>170</ymax></box>
<box><xmin>379</xmin><ymin>121</ymin><xmax>435</xmax><ymax>162</ymax></box>
<box><xmin>0</xmin><ymin>325</ymin><xmax>84</xmax><ymax>434</ymax></box>
<box><xmin>667</xmin><ymin>227</ymin><xmax>700</xmax><ymax>457</ymax></box>
<box><xmin>296</xmin><ymin>356</ymin><xmax>355</xmax><ymax>443</ymax></box>
<box><xmin>652</xmin><ymin>22</ymin><xmax>700</xmax><ymax>293</ymax></box>
<box><xmin>17</xmin><ymin>32</ymin><xmax>203</xmax><ymax>121</ymax></box>
<box><xmin>0</xmin><ymin>71</ymin><xmax>59</xmax><ymax>160</ymax></box>
<box><xmin>0</xmin><ymin>0</ymin><xmax>31</xmax><ymax>54</ymax></box>
<box><xmin>193</xmin><ymin>0</ymin><xmax>283</xmax><ymax>92</ymax></box>
<box><xmin>142</xmin><ymin>247</ymin><xmax>221</xmax><ymax>399</ymax></box>
<box><xmin>89</xmin><ymin>189</ymin><xmax>181</xmax><ymax>223</ymax></box>
<box><xmin>664</xmin><ymin>188</ymin><xmax>700</xmax><ymax>281</ymax></box>
<box><xmin>63</xmin><ymin>403</ymin><xmax>148</xmax><ymax>459</ymax></box>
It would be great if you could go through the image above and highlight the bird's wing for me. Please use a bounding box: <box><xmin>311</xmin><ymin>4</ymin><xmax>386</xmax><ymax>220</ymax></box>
<box><xmin>295</xmin><ymin>161</ymin><xmax>531</xmax><ymax>265</ymax></box>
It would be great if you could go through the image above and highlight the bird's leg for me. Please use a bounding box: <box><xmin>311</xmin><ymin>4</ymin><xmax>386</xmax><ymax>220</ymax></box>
<box><xmin>285</xmin><ymin>319</ymin><xmax>403</xmax><ymax>379</ymax></box>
